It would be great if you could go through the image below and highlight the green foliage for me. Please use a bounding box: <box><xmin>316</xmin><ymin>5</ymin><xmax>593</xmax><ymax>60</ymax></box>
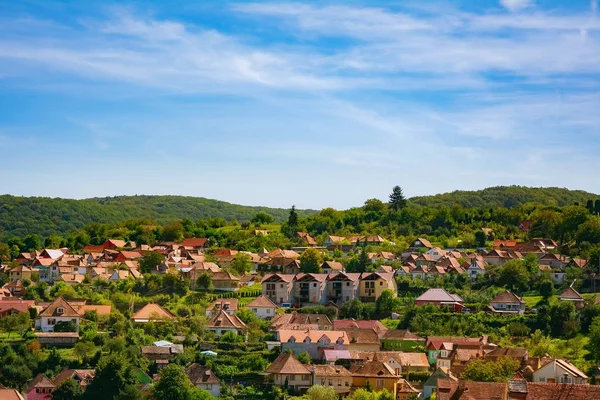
<box><xmin>85</xmin><ymin>354</ymin><xmax>143</xmax><ymax>400</ymax></box>
<box><xmin>140</xmin><ymin>251</ymin><xmax>166</xmax><ymax>274</ymax></box>
<box><xmin>461</xmin><ymin>356</ymin><xmax>520</xmax><ymax>382</ymax></box>
<box><xmin>54</xmin><ymin>320</ymin><xmax>78</xmax><ymax>332</ymax></box>
<box><xmin>197</xmin><ymin>272</ymin><xmax>214</xmax><ymax>292</ymax></box>
<box><xmin>252</xmin><ymin>212</ymin><xmax>274</xmax><ymax>225</ymax></box>
<box><xmin>587</xmin><ymin>316</ymin><xmax>600</xmax><ymax>362</ymax></box>
<box><xmin>496</xmin><ymin>260</ymin><xmax>530</xmax><ymax>293</ymax></box>
<box><xmin>305</xmin><ymin>385</ymin><xmax>339</xmax><ymax>400</ymax></box>
<box><xmin>152</xmin><ymin>364</ymin><xmax>199</xmax><ymax>400</ymax></box>
<box><xmin>52</xmin><ymin>378</ymin><xmax>83</xmax><ymax>400</ymax></box>
<box><xmin>375</xmin><ymin>289</ymin><xmax>395</xmax><ymax>317</ymax></box>
<box><xmin>300</xmin><ymin>248</ymin><xmax>323</xmax><ymax>273</ymax></box>
<box><xmin>296</xmin><ymin>351</ymin><xmax>311</xmax><ymax>364</ymax></box>
<box><xmin>231</xmin><ymin>252</ymin><xmax>252</xmax><ymax>276</ymax></box>
<box><xmin>389</xmin><ymin>186</ymin><xmax>407</xmax><ymax>211</ymax></box>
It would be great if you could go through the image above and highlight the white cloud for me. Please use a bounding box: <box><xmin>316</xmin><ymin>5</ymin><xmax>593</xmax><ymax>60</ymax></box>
<box><xmin>500</xmin><ymin>0</ymin><xmax>534</xmax><ymax>13</ymax></box>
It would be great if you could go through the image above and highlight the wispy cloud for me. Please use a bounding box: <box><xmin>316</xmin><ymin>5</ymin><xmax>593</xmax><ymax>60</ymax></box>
<box><xmin>500</xmin><ymin>0</ymin><xmax>534</xmax><ymax>13</ymax></box>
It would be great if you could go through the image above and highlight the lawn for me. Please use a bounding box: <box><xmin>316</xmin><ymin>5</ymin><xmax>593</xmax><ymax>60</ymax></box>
<box><xmin>522</xmin><ymin>296</ymin><xmax>543</xmax><ymax>308</ymax></box>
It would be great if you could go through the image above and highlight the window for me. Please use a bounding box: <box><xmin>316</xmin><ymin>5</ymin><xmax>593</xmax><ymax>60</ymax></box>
<box><xmin>267</xmin><ymin>309</ymin><xmax>271</xmax><ymax>314</ymax></box>
<box><xmin>346</xmin><ymin>282</ymin><xmax>350</xmax><ymax>286</ymax></box>
<box><xmin>36</xmin><ymin>388</ymin><xmax>40</xmax><ymax>393</ymax></box>
<box><xmin>289</xmin><ymin>375</ymin><xmax>296</xmax><ymax>381</ymax></box>
<box><xmin>313</xmin><ymin>283</ymin><xmax>317</xmax><ymax>287</ymax></box>
<box><xmin>206</xmin><ymin>384</ymin><xmax>212</xmax><ymax>390</ymax></box>
<box><xmin>380</xmin><ymin>281</ymin><xmax>383</xmax><ymax>286</ymax></box>
<box><xmin>376</xmin><ymin>379</ymin><xmax>384</xmax><ymax>387</ymax></box>
<box><xmin>56</xmin><ymin>307</ymin><xmax>64</xmax><ymax>314</ymax></box>
<box><xmin>280</xmin><ymin>284</ymin><xmax>284</xmax><ymax>288</ymax></box>
<box><xmin>48</xmin><ymin>318</ymin><xmax>56</xmax><ymax>325</ymax></box>
<box><xmin>302</xmin><ymin>375</ymin><xmax>309</xmax><ymax>381</ymax></box>
<box><xmin>252</xmin><ymin>308</ymin><xmax>257</xmax><ymax>313</ymax></box>
<box><xmin>337</xmin><ymin>378</ymin><xmax>342</xmax><ymax>386</ymax></box>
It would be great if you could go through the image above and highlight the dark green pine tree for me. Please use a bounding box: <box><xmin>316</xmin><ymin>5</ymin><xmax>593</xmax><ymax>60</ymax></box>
<box><xmin>388</xmin><ymin>186</ymin><xmax>407</xmax><ymax>211</ymax></box>
<box><xmin>587</xmin><ymin>199</ymin><xmax>595</xmax><ymax>214</ymax></box>
<box><xmin>595</xmin><ymin>200</ymin><xmax>600</xmax><ymax>216</ymax></box>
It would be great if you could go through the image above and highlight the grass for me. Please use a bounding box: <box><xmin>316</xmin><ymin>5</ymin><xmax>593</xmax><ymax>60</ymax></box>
<box><xmin>55</xmin><ymin>348</ymin><xmax>78</xmax><ymax>361</ymax></box>
<box><xmin>522</xmin><ymin>296</ymin><xmax>543</xmax><ymax>308</ymax></box>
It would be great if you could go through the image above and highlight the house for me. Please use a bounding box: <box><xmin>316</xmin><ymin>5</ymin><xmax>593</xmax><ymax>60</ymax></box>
<box><xmin>207</xmin><ymin>310</ymin><xmax>248</xmax><ymax>336</ymax></box>
<box><xmin>416</xmin><ymin>288</ymin><xmax>464</xmax><ymax>312</ymax></box>
<box><xmin>186</xmin><ymin>363</ymin><xmax>221</xmax><ymax>398</ymax></box>
<box><xmin>321</xmin><ymin>261</ymin><xmax>344</xmax><ymax>274</ymax></box>
<box><xmin>210</xmin><ymin>271</ymin><xmax>239</xmax><ymax>292</ymax></box>
<box><xmin>309</xmin><ymin>364</ymin><xmax>353</xmax><ymax>396</ymax></box>
<box><xmin>489</xmin><ymin>290</ymin><xmax>526</xmax><ymax>314</ymax></box>
<box><xmin>205</xmin><ymin>298</ymin><xmax>239</xmax><ymax>316</ymax></box>
<box><xmin>332</xmin><ymin>320</ymin><xmax>388</xmax><ymax>337</ymax></box>
<box><xmin>0</xmin><ymin>298</ymin><xmax>35</xmax><ymax>318</ymax></box>
<box><xmin>381</xmin><ymin>329</ymin><xmax>425</xmax><ymax>351</ymax></box>
<box><xmin>37</xmin><ymin>297</ymin><xmax>80</xmax><ymax>332</ymax></box>
<box><xmin>558</xmin><ymin>286</ymin><xmax>586</xmax><ymax>310</ymax></box>
<box><xmin>141</xmin><ymin>345</ymin><xmax>184</xmax><ymax>363</ymax></box>
<box><xmin>567</xmin><ymin>258</ymin><xmax>588</xmax><ymax>269</ymax></box>
<box><xmin>467</xmin><ymin>257</ymin><xmax>487</xmax><ymax>278</ymax></box>
<box><xmin>265</xmin><ymin>352</ymin><xmax>312</xmax><ymax>392</ymax></box>
<box><xmin>283</xmin><ymin>260</ymin><xmax>302</xmax><ymax>275</ymax></box>
<box><xmin>103</xmin><ymin>239</ymin><xmax>126</xmax><ymax>250</ymax></box>
<box><xmin>293</xmin><ymin>273</ymin><xmax>328</xmax><ymax>305</ymax></box>
<box><xmin>262</xmin><ymin>274</ymin><xmax>294</xmax><ymax>305</ymax></box>
<box><xmin>24</xmin><ymin>374</ymin><xmax>56</xmax><ymax>400</ymax></box>
<box><xmin>520</xmin><ymin>382</ymin><xmax>600</xmax><ymax>399</ymax></box>
<box><xmin>532</xmin><ymin>359</ymin><xmax>588</xmax><ymax>384</ymax></box>
<box><xmin>349</xmin><ymin>360</ymin><xmax>404</xmax><ymax>395</ymax></box>
<box><xmin>7</xmin><ymin>265</ymin><xmax>32</xmax><ymax>282</ymax></box>
<box><xmin>425</xmin><ymin>336</ymin><xmax>490</xmax><ymax>365</ymax></box>
<box><xmin>181</xmin><ymin>238</ymin><xmax>209</xmax><ymax>250</ymax></box>
<box><xmin>425</xmin><ymin>247</ymin><xmax>447</xmax><ymax>262</ymax></box>
<box><xmin>342</xmin><ymin>328</ymin><xmax>381</xmax><ymax>352</ymax></box>
<box><xmin>53</xmin><ymin>369</ymin><xmax>94</xmax><ymax>388</ymax></box>
<box><xmin>411</xmin><ymin>238</ymin><xmax>433</xmax><ymax>249</ymax></box>
<box><xmin>519</xmin><ymin>220</ymin><xmax>533</xmax><ymax>232</ymax></box>
<box><xmin>324</xmin><ymin>236</ymin><xmax>346</xmax><ymax>247</ymax></box>
<box><xmin>538</xmin><ymin>253</ymin><xmax>568</xmax><ymax>269</ymax></box>
<box><xmin>492</xmin><ymin>240</ymin><xmax>518</xmax><ymax>249</ymax></box>
<box><xmin>3</xmin><ymin>279</ymin><xmax>25</xmax><ymax>296</ymax></box>
<box><xmin>358</xmin><ymin>272</ymin><xmax>397</xmax><ymax>302</ymax></box>
<box><xmin>246</xmin><ymin>295</ymin><xmax>277</xmax><ymax>319</ymax></box>
<box><xmin>326</xmin><ymin>273</ymin><xmax>360</xmax><ymax>304</ymax></box>
<box><xmin>423</xmin><ymin>368</ymin><xmax>457</xmax><ymax>399</ymax></box>
<box><xmin>296</xmin><ymin>232</ymin><xmax>317</xmax><ymax>247</ymax></box>
<box><xmin>484</xmin><ymin>348</ymin><xmax>528</xmax><ymax>367</ymax></box>
<box><xmin>278</xmin><ymin>329</ymin><xmax>349</xmax><ymax>360</ymax></box>
<box><xmin>270</xmin><ymin>313</ymin><xmax>333</xmax><ymax>331</ymax></box>
<box><xmin>0</xmin><ymin>389</ymin><xmax>24</xmax><ymax>400</ymax></box>
<box><xmin>436</xmin><ymin>380</ymin><xmax>507</xmax><ymax>400</ymax></box>
<box><xmin>113</xmin><ymin>251</ymin><xmax>142</xmax><ymax>263</ymax></box>
<box><xmin>131</xmin><ymin>303</ymin><xmax>176</xmax><ymax>323</ymax></box>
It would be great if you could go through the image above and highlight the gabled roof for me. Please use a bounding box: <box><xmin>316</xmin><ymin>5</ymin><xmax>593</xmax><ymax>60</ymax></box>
<box><xmin>208</xmin><ymin>310</ymin><xmax>248</xmax><ymax>331</ymax></box>
<box><xmin>436</xmin><ymin>380</ymin><xmax>506</xmax><ymax>400</ymax></box>
<box><xmin>524</xmin><ymin>382</ymin><xmax>600</xmax><ymax>399</ymax></box>
<box><xmin>559</xmin><ymin>287</ymin><xmax>585</xmax><ymax>301</ymax></box>
<box><xmin>25</xmin><ymin>374</ymin><xmax>56</xmax><ymax>393</ymax></box>
<box><xmin>131</xmin><ymin>303</ymin><xmax>176</xmax><ymax>321</ymax></box>
<box><xmin>534</xmin><ymin>359</ymin><xmax>587</xmax><ymax>379</ymax></box>
<box><xmin>182</xmin><ymin>238</ymin><xmax>208</xmax><ymax>248</ymax></box>
<box><xmin>416</xmin><ymin>288</ymin><xmax>463</xmax><ymax>303</ymax></box>
<box><xmin>186</xmin><ymin>363</ymin><xmax>220</xmax><ymax>385</ymax></box>
<box><xmin>104</xmin><ymin>239</ymin><xmax>126</xmax><ymax>248</ymax></box>
<box><xmin>490</xmin><ymin>290</ymin><xmax>525</xmax><ymax>304</ymax></box>
<box><xmin>210</xmin><ymin>271</ymin><xmax>240</xmax><ymax>281</ymax></box>
<box><xmin>39</xmin><ymin>296</ymin><xmax>80</xmax><ymax>318</ymax></box>
<box><xmin>207</xmin><ymin>298</ymin><xmax>239</xmax><ymax>312</ymax></box>
<box><xmin>309</xmin><ymin>364</ymin><xmax>352</xmax><ymax>377</ymax></box>
<box><xmin>53</xmin><ymin>369</ymin><xmax>94</xmax><ymax>386</ymax></box>
<box><xmin>343</xmin><ymin>328</ymin><xmax>380</xmax><ymax>344</ymax></box>
<box><xmin>333</xmin><ymin>320</ymin><xmax>388</xmax><ymax>334</ymax></box>
<box><xmin>277</xmin><ymin>329</ymin><xmax>348</xmax><ymax>344</ymax></box>
<box><xmin>416</xmin><ymin>238</ymin><xmax>433</xmax><ymax>248</ymax></box>
<box><xmin>261</xmin><ymin>273</ymin><xmax>294</xmax><ymax>283</ymax></box>
<box><xmin>246</xmin><ymin>295</ymin><xmax>277</xmax><ymax>309</ymax></box>
<box><xmin>0</xmin><ymin>389</ymin><xmax>24</xmax><ymax>400</ymax></box>
<box><xmin>322</xmin><ymin>260</ymin><xmax>344</xmax><ymax>271</ymax></box>
<box><xmin>265</xmin><ymin>352</ymin><xmax>311</xmax><ymax>375</ymax></box>
<box><xmin>350</xmin><ymin>360</ymin><xmax>397</xmax><ymax>377</ymax></box>
<box><xmin>382</xmin><ymin>329</ymin><xmax>425</xmax><ymax>341</ymax></box>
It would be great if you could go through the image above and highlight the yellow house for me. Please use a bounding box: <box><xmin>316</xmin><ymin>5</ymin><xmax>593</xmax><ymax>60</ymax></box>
<box><xmin>359</xmin><ymin>272</ymin><xmax>397</xmax><ymax>302</ymax></box>
<box><xmin>8</xmin><ymin>265</ymin><xmax>33</xmax><ymax>282</ymax></box>
<box><xmin>350</xmin><ymin>360</ymin><xmax>401</xmax><ymax>394</ymax></box>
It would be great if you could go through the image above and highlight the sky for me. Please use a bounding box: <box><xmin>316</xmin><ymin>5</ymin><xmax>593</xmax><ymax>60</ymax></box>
<box><xmin>1</xmin><ymin>0</ymin><xmax>600</xmax><ymax>210</ymax></box>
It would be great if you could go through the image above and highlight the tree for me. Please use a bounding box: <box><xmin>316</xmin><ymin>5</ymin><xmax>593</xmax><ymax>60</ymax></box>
<box><xmin>196</xmin><ymin>272</ymin><xmax>214</xmax><ymax>292</ymax></box>
<box><xmin>300</xmin><ymin>248</ymin><xmax>322</xmax><ymax>273</ymax></box>
<box><xmin>587</xmin><ymin>199</ymin><xmax>595</xmax><ymax>214</ymax></box>
<box><xmin>85</xmin><ymin>354</ymin><xmax>143</xmax><ymax>400</ymax></box>
<box><xmin>73</xmin><ymin>341</ymin><xmax>96</xmax><ymax>362</ymax></box>
<box><xmin>1</xmin><ymin>312</ymin><xmax>30</xmax><ymax>338</ymax></box>
<box><xmin>0</xmin><ymin>243</ymin><xmax>11</xmax><ymax>261</ymax></box>
<box><xmin>251</xmin><ymin>212</ymin><xmax>274</xmax><ymax>225</ymax></box>
<box><xmin>496</xmin><ymin>260</ymin><xmax>529</xmax><ymax>293</ymax></box>
<box><xmin>587</xmin><ymin>316</ymin><xmax>600</xmax><ymax>362</ymax></box>
<box><xmin>375</xmin><ymin>289</ymin><xmax>395</xmax><ymax>317</ymax></box>
<box><xmin>162</xmin><ymin>222</ymin><xmax>184</xmax><ymax>242</ymax></box>
<box><xmin>44</xmin><ymin>234</ymin><xmax>64</xmax><ymax>249</ymax></box>
<box><xmin>539</xmin><ymin>278</ymin><xmax>554</xmax><ymax>298</ymax></box>
<box><xmin>595</xmin><ymin>200</ymin><xmax>600</xmax><ymax>216</ymax></box>
<box><xmin>52</xmin><ymin>378</ymin><xmax>83</xmax><ymax>400</ymax></box>
<box><xmin>461</xmin><ymin>357</ymin><xmax>520</xmax><ymax>382</ymax></box>
<box><xmin>306</xmin><ymin>385</ymin><xmax>339</xmax><ymax>400</ymax></box>
<box><xmin>23</xmin><ymin>234</ymin><xmax>42</xmax><ymax>252</ymax></box>
<box><xmin>296</xmin><ymin>351</ymin><xmax>311</xmax><ymax>364</ymax></box>
<box><xmin>54</xmin><ymin>320</ymin><xmax>77</xmax><ymax>332</ymax></box>
<box><xmin>231</xmin><ymin>252</ymin><xmax>252</xmax><ymax>276</ymax></box>
<box><xmin>388</xmin><ymin>186</ymin><xmax>407</xmax><ymax>211</ymax></box>
<box><xmin>139</xmin><ymin>251</ymin><xmax>165</xmax><ymax>274</ymax></box>
<box><xmin>152</xmin><ymin>364</ymin><xmax>197</xmax><ymax>400</ymax></box>
<box><xmin>358</xmin><ymin>250</ymin><xmax>371</xmax><ymax>273</ymax></box>
<box><xmin>288</xmin><ymin>205</ymin><xmax>299</xmax><ymax>228</ymax></box>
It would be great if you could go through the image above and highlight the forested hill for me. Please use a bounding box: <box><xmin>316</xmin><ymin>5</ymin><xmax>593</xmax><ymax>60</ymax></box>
<box><xmin>409</xmin><ymin>186</ymin><xmax>599</xmax><ymax>209</ymax></box>
<box><xmin>0</xmin><ymin>195</ymin><xmax>317</xmax><ymax>239</ymax></box>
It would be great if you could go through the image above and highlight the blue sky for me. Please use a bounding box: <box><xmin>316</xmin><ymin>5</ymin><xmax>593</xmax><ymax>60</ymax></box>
<box><xmin>1</xmin><ymin>0</ymin><xmax>600</xmax><ymax>209</ymax></box>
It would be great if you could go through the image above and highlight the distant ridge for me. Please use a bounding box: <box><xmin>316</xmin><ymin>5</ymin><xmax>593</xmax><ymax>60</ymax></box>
<box><xmin>0</xmin><ymin>195</ymin><xmax>317</xmax><ymax>239</ymax></box>
<box><xmin>409</xmin><ymin>186</ymin><xmax>599</xmax><ymax>209</ymax></box>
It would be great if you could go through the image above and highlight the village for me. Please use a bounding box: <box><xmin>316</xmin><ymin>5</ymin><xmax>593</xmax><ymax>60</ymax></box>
<box><xmin>1</xmin><ymin>223</ymin><xmax>599</xmax><ymax>400</ymax></box>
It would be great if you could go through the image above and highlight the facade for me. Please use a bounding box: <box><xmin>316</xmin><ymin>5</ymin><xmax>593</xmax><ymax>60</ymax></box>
<box><xmin>207</xmin><ymin>310</ymin><xmax>248</xmax><ymax>336</ymax></box>
<box><xmin>532</xmin><ymin>359</ymin><xmax>588</xmax><ymax>384</ymax></box>
<box><xmin>265</xmin><ymin>353</ymin><xmax>312</xmax><ymax>392</ymax></box>
<box><xmin>246</xmin><ymin>295</ymin><xmax>277</xmax><ymax>319</ymax></box>
<box><xmin>358</xmin><ymin>272</ymin><xmax>397</xmax><ymax>302</ymax></box>
<box><xmin>350</xmin><ymin>361</ymin><xmax>403</xmax><ymax>395</ymax></box>
<box><xmin>309</xmin><ymin>365</ymin><xmax>353</xmax><ymax>396</ymax></box>
<box><xmin>37</xmin><ymin>297</ymin><xmax>80</xmax><ymax>333</ymax></box>
<box><xmin>131</xmin><ymin>303</ymin><xmax>176</xmax><ymax>323</ymax></box>
<box><xmin>489</xmin><ymin>290</ymin><xmax>526</xmax><ymax>314</ymax></box>
<box><xmin>262</xmin><ymin>274</ymin><xmax>294</xmax><ymax>305</ymax></box>
<box><xmin>24</xmin><ymin>374</ymin><xmax>55</xmax><ymax>400</ymax></box>
<box><xmin>186</xmin><ymin>363</ymin><xmax>221</xmax><ymax>398</ymax></box>
<box><xmin>416</xmin><ymin>288</ymin><xmax>464</xmax><ymax>312</ymax></box>
<box><xmin>558</xmin><ymin>287</ymin><xmax>586</xmax><ymax>310</ymax></box>
<box><xmin>326</xmin><ymin>273</ymin><xmax>360</xmax><ymax>304</ymax></box>
<box><xmin>293</xmin><ymin>273</ymin><xmax>328</xmax><ymax>305</ymax></box>
<box><xmin>278</xmin><ymin>330</ymin><xmax>349</xmax><ymax>360</ymax></box>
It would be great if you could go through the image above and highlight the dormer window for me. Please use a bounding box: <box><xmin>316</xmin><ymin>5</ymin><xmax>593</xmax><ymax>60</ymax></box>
<box><xmin>304</xmin><ymin>337</ymin><xmax>311</xmax><ymax>344</ymax></box>
<box><xmin>56</xmin><ymin>307</ymin><xmax>64</xmax><ymax>314</ymax></box>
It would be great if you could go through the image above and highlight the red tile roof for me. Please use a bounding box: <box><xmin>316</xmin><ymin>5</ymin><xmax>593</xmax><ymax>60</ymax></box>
<box><xmin>265</xmin><ymin>352</ymin><xmax>311</xmax><ymax>375</ymax></box>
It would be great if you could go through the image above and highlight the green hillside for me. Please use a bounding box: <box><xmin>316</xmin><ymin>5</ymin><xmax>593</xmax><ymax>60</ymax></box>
<box><xmin>409</xmin><ymin>186</ymin><xmax>599</xmax><ymax>209</ymax></box>
<box><xmin>0</xmin><ymin>195</ymin><xmax>316</xmax><ymax>239</ymax></box>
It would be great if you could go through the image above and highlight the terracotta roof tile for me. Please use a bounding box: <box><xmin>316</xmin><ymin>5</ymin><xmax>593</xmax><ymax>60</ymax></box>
<box><xmin>265</xmin><ymin>352</ymin><xmax>311</xmax><ymax>375</ymax></box>
<box><xmin>131</xmin><ymin>303</ymin><xmax>176</xmax><ymax>321</ymax></box>
<box><xmin>246</xmin><ymin>295</ymin><xmax>277</xmax><ymax>309</ymax></box>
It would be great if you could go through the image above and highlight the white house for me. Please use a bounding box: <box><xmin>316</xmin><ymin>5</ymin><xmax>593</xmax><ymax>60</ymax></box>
<box><xmin>186</xmin><ymin>363</ymin><xmax>221</xmax><ymax>398</ymax></box>
<box><xmin>293</xmin><ymin>273</ymin><xmax>328</xmax><ymax>305</ymax></box>
<box><xmin>489</xmin><ymin>290</ymin><xmax>526</xmax><ymax>314</ymax></box>
<box><xmin>532</xmin><ymin>359</ymin><xmax>588</xmax><ymax>384</ymax></box>
<box><xmin>36</xmin><ymin>296</ymin><xmax>81</xmax><ymax>332</ymax></box>
<box><xmin>467</xmin><ymin>257</ymin><xmax>487</xmax><ymax>279</ymax></box>
<box><xmin>207</xmin><ymin>310</ymin><xmax>248</xmax><ymax>336</ymax></box>
<box><xmin>425</xmin><ymin>247</ymin><xmax>447</xmax><ymax>262</ymax></box>
<box><xmin>261</xmin><ymin>274</ymin><xmax>294</xmax><ymax>305</ymax></box>
<box><xmin>279</xmin><ymin>330</ymin><xmax>349</xmax><ymax>360</ymax></box>
<box><xmin>326</xmin><ymin>272</ymin><xmax>360</xmax><ymax>304</ymax></box>
<box><xmin>246</xmin><ymin>295</ymin><xmax>277</xmax><ymax>319</ymax></box>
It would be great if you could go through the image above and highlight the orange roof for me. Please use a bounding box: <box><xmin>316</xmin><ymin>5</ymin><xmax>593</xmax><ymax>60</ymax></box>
<box><xmin>265</xmin><ymin>352</ymin><xmax>310</xmax><ymax>375</ymax></box>
<box><xmin>208</xmin><ymin>310</ymin><xmax>248</xmax><ymax>330</ymax></box>
<box><xmin>278</xmin><ymin>329</ymin><xmax>348</xmax><ymax>344</ymax></box>
<box><xmin>182</xmin><ymin>238</ymin><xmax>208</xmax><ymax>248</ymax></box>
<box><xmin>246</xmin><ymin>295</ymin><xmax>277</xmax><ymax>309</ymax></box>
<box><xmin>39</xmin><ymin>296</ymin><xmax>80</xmax><ymax>318</ymax></box>
<box><xmin>76</xmin><ymin>305</ymin><xmax>112</xmax><ymax>316</ymax></box>
<box><xmin>131</xmin><ymin>304</ymin><xmax>176</xmax><ymax>321</ymax></box>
